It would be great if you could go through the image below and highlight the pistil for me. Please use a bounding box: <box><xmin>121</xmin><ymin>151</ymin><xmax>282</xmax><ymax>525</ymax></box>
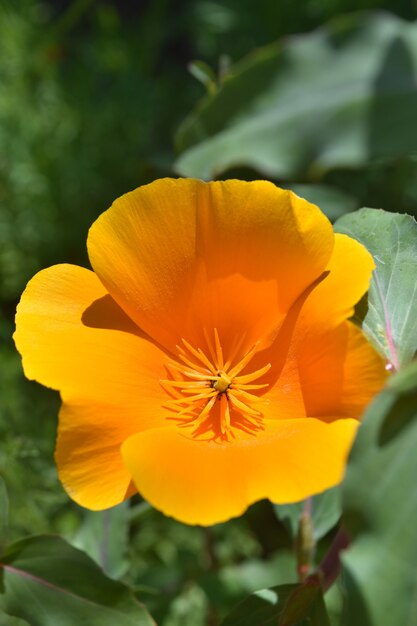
<box><xmin>161</xmin><ymin>329</ymin><xmax>271</xmax><ymax>441</ymax></box>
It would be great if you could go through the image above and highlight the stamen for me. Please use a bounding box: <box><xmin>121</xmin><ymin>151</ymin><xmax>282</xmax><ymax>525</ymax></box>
<box><xmin>191</xmin><ymin>395</ymin><xmax>218</xmax><ymax>427</ymax></box>
<box><xmin>160</xmin><ymin>331</ymin><xmax>271</xmax><ymax>441</ymax></box>
<box><xmin>175</xmin><ymin>350</ymin><xmax>211</xmax><ymax>375</ymax></box>
<box><xmin>166</xmin><ymin>360</ymin><xmax>211</xmax><ymax>380</ymax></box>
<box><xmin>231</xmin><ymin>388</ymin><xmax>269</xmax><ymax>405</ymax></box>
<box><xmin>233</xmin><ymin>363</ymin><xmax>271</xmax><ymax>384</ymax></box>
<box><xmin>165</xmin><ymin>389</ymin><xmax>216</xmax><ymax>407</ymax></box>
<box><xmin>180</xmin><ymin>338</ymin><xmax>217</xmax><ymax>374</ymax></box>
<box><xmin>233</xmin><ymin>383</ymin><xmax>269</xmax><ymax>390</ymax></box>
<box><xmin>213</xmin><ymin>328</ymin><xmax>224</xmax><ymax>369</ymax></box>
<box><xmin>161</xmin><ymin>380</ymin><xmax>209</xmax><ymax>388</ymax></box>
<box><xmin>220</xmin><ymin>395</ymin><xmax>231</xmax><ymax>436</ymax></box>
<box><xmin>227</xmin><ymin>342</ymin><xmax>258</xmax><ymax>378</ymax></box>
<box><xmin>228</xmin><ymin>392</ymin><xmax>263</xmax><ymax>417</ymax></box>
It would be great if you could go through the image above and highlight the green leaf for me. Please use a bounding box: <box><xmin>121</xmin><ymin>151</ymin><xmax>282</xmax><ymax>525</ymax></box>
<box><xmin>175</xmin><ymin>12</ymin><xmax>417</xmax><ymax>180</ymax></box>
<box><xmin>188</xmin><ymin>61</ymin><xmax>217</xmax><ymax>95</ymax></box>
<box><xmin>0</xmin><ymin>535</ymin><xmax>156</xmax><ymax>626</ymax></box>
<box><xmin>0</xmin><ymin>478</ymin><xmax>8</xmax><ymax>553</ymax></box>
<box><xmin>274</xmin><ymin>487</ymin><xmax>341</xmax><ymax>542</ymax></box>
<box><xmin>71</xmin><ymin>503</ymin><xmax>129</xmax><ymax>579</ymax></box>
<box><xmin>221</xmin><ymin>578</ymin><xmax>330</xmax><ymax>626</ymax></box>
<box><xmin>341</xmin><ymin>362</ymin><xmax>417</xmax><ymax>626</ymax></box>
<box><xmin>335</xmin><ymin>208</ymin><xmax>417</xmax><ymax>368</ymax></box>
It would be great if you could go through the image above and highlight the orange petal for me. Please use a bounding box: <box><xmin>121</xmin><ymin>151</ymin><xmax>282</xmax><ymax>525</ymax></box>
<box><xmin>14</xmin><ymin>264</ymin><xmax>168</xmax><ymax>412</ymax></box>
<box><xmin>297</xmin><ymin>233</ymin><xmax>375</xmax><ymax>336</ymax></box>
<box><xmin>121</xmin><ymin>418</ymin><xmax>359</xmax><ymax>525</ymax></box>
<box><xmin>296</xmin><ymin>321</ymin><xmax>387</xmax><ymax>419</ymax></box>
<box><xmin>14</xmin><ymin>264</ymin><xmax>173</xmax><ymax>509</ymax></box>
<box><xmin>87</xmin><ymin>179</ymin><xmax>333</xmax><ymax>354</ymax></box>
<box><xmin>250</xmin><ymin>235</ymin><xmax>382</xmax><ymax>421</ymax></box>
<box><xmin>56</xmin><ymin>401</ymin><xmax>136</xmax><ymax>510</ymax></box>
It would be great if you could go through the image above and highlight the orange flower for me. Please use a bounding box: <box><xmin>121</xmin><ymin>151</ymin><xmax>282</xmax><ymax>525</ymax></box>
<box><xmin>14</xmin><ymin>179</ymin><xmax>386</xmax><ymax>525</ymax></box>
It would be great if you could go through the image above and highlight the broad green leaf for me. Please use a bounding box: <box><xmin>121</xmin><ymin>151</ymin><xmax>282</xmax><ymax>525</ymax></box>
<box><xmin>0</xmin><ymin>478</ymin><xmax>8</xmax><ymax>553</ymax></box>
<box><xmin>221</xmin><ymin>579</ymin><xmax>330</xmax><ymax>626</ymax></box>
<box><xmin>0</xmin><ymin>608</ymin><xmax>29</xmax><ymax>626</ymax></box>
<box><xmin>341</xmin><ymin>361</ymin><xmax>417</xmax><ymax>626</ymax></box>
<box><xmin>274</xmin><ymin>487</ymin><xmax>341</xmax><ymax>542</ymax></box>
<box><xmin>0</xmin><ymin>535</ymin><xmax>156</xmax><ymax>626</ymax></box>
<box><xmin>71</xmin><ymin>503</ymin><xmax>129</xmax><ymax>579</ymax></box>
<box><xmin>335</xmin><ymin>209</ymin><xmax>417</xmax><ymax>368</ymax></box>
<box><xmin>324</xmin><ymin>580</ymin><xmax>344</xmax><ymax>626</ymax></box>
<box><xmin>175</xmin><ymin>13</ymin><xmax>417</xmax><ymax>180</ymax></box>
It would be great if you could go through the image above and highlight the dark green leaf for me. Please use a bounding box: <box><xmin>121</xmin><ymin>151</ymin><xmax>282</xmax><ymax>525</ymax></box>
<box><xmin>221</xmin><ymin>578</ymin><xmax>330</xmax><ymax>626</ymax></box>
<box><xmin>0</xmin><ymin>535</ymin><xmax>156</xmax><ymax>626</ymax></box>
<box><xmin>71</xmin><ymin>503</ymin><xmax>129</xmax><ymax>579</ymax></box>
<box><xmin>341</xmin><ymin>362</ymin><xmax>417</xmax><ymax>626</ymax></box>
<box><xmin>274</xmin><ymin>487</ymin><xmax>341</xmax><ymax>542</ymax></box>
<box><xmin>335</xmin><ymin>209</ymin><xmax>417</xmax><ymax>368</ymax></box>
<box><xmin>188</xmin><ymin>61</ymin><xmax>218</xmax><ymax>95</ymax></box>
<box><xmin>0</xmin><ymin>478</ymin><xmax>8</xmax><ymax>553</ymax></box>
<box><xmin>175</xmin><ymin>13</ymin><xmax>417</xmax><ymax>180</ymax></box>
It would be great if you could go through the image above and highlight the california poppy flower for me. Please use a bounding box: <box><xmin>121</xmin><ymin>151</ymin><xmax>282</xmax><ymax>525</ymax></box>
<box><xmin>14</xmin><ymin>178</ymin><xmax>386</xmax><ymax>525</ymax></box>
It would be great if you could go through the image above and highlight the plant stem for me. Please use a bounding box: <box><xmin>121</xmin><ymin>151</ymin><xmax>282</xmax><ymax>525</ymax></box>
<box><xmin>296</xmin><ymin>497</ymin><xmax>315</xmax><ymax>581</ymax></box>
<box><xmin>316</xmin><ymin>527</ymin><xmax>350</xmax><ymax>592</ymax></box>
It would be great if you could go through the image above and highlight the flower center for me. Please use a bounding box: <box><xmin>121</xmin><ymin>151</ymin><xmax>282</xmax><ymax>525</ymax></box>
<box><xmin>212</xmin><ymin>370</ymin><xmax>231</xmax><ymax>393</ymax></box>
<box><xmin>160</xmin><ymin>329</ymin><xmax>271</xmax><ymax>441</ymax></box>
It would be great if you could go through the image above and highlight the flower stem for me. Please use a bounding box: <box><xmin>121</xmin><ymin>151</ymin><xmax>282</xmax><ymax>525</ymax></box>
<box><xmin>296</xmin><ymin>497</ymin><xmax>315</xmax><ymax>581</ymax></box>
<box><xmin>316</xmin><ymin>527</ymin><xmax>350</xmax><ymax>592</ymax></box>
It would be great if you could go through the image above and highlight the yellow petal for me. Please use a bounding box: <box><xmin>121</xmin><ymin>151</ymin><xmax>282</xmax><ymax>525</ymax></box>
<box><xmin>56</xmin><ymin>401</ymin><xmax>137</xmax><ymax>510</ymax></box>
<box><xmin>14</xmin><ymin>264</ymin><xmax>168</xmax><ymax>413</ymax></box>
<box><xmin>88</xmin><ymin>178</ymin><xmax>333</xmax><ymax>354</ymax></box>
<box><xmin>296</xmin><ymin>321</ymin><xmax>387</xmax><ymax>419</ymax></box>
<box><xmin>121</xmin><ymin>418</ymin><xmax>359</xmax><ymax>525</ymax></box>
<box><xmin>14</xmin><ymin>264</ymin><xmax>173</xmax><ymax>509</ymax></box>
<box><xmin>297</xmin><ymin>233</ymin><xmax>375</xmax><ymax>335</ymax></box>
<box><xmin>251</xmin><ymin>234</ymin><xmax>383</xmax><ymax>422</ymax></box>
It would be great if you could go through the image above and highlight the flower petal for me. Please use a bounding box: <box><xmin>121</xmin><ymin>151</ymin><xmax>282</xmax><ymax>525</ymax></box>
<box><xmin>14</xmin><ymin>264</ymin><xmax>178</xmax><ymax>509</ymax></box>
<box><xmin>56</xmin><ymin>401</ymin><xmax>137</xmax><ymax>510</ymax></box>
<box><xmin>87</xmin><ymin>178</ymin><xmax>334</xmax><ymax>354</ymax></box>
<box><xmin>297</xmin><ymin>233</ymin><xmax>375</xmax><ymax>334</ymax></box>
<box><xmin>296</xmin><ymin>321</ymin><xmax>387</xmax><ymax>419</ymax></box>
<box><xmin>259</xmin><ymin>321</ymin><xmax>386</xmax><ymax>423</ymax></box>
<box><xmin>248</xmin><ymin>234</ymin><xmax>384</xmax><ymax>422</ymax></box>
<box><xmin>14</xmin><ymin>264</ymin><xmax>168</xmax><ymax>418</ymax></box>
<box><xmin>121</xmin><ymin>418</ymin><xmax>358</xmax><ymax>525</ymax></box>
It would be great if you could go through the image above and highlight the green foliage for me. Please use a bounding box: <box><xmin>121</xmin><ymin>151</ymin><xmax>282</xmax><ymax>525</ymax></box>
<box><xmin>71</xmin><ymin>503</ymin><xmax>129</xmax><ymax>579</ymax></box>
<box><xmin>0</xmin><ymin>336</ymin><xmax>64</xmax><ymax>541</ymax></box>
<box><xmin>335</xmin><ymin>209</ymin><xmax>417</xmax><ymax>367</ymax></box>
<box><xmin>0</xmin><ymin>479</ymin><xmax>8</xmax><ymax>553</ymax></box>
<box><xmin>221</xmin><ymin>578</ymin><xmax>330</xmax><ymax>626</ymax></box>
<box><xmin>1</xmin><ymin>1</ymin><xmax>417</xmax><ymax>624</ymax></box>
<box><xmin>341</xmin><ymin>361</ymin><xmax>417</xmax><ymax>626</ymax></box>
<box><xmin>274</xmin><ymin>488</ymin><xmax>342</xmax><ymax>542</ymax></box>
<box><xmin>188</xmin><ymin>61</ymin><xmax>218</xmax><ymax>95</ymax></box>
<box><xmin>0</xmin><ymin>0</ymin><xmax>192</xmax><ymax>302</ymax></box>
<box><xmin>0</xmin><ymin>535</ymin><xmax>155</xmax><ymax>626</ymax></box>
<box><xmin>175</xmin><ymin>13</ymin><xmax>417</xmax><ymax>182</ymax></box>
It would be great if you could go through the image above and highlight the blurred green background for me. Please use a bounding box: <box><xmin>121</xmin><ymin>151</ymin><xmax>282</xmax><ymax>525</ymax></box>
<box><xmin>1</xmin><ymin>1</ymin><xmax>417</xmax><ymax>624</ymax></box>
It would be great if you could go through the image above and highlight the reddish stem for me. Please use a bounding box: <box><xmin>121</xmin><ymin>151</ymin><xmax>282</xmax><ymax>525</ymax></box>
<box><xmin>316</xmin><ymin>527</ymin><xmax>350</xmax><ymax>592</ymax></box>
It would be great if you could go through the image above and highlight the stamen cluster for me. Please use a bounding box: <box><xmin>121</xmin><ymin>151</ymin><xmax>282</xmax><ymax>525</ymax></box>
<box><xmin>161</xmin><ymin>330</ymin><xmax>271</xmax><ymax>441</ymax></box>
